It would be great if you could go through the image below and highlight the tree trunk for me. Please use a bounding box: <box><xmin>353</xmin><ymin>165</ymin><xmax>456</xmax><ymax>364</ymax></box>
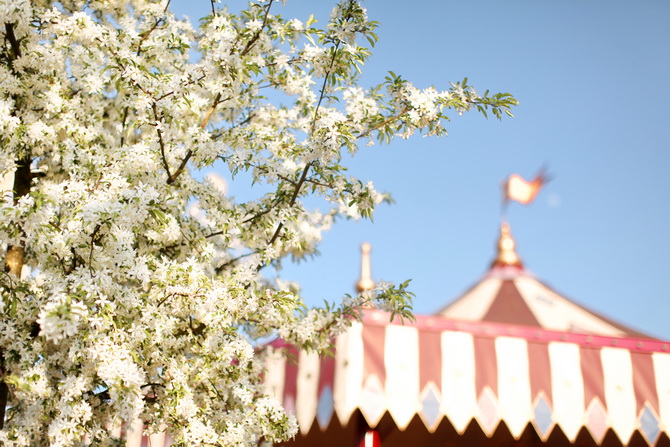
<box><xmin>1</xmin><ymin>157</ymin><xmax>32</xmax><ymax>428</ymax></box>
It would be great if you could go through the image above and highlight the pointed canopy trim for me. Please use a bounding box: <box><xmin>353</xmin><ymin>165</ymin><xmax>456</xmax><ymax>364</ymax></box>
<box><xmin>267</xmin><ymin>309</ymin><xmax>670</xmax><ymax>446</ymax></box>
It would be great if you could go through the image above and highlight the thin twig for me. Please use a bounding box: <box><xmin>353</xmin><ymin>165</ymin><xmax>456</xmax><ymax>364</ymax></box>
<box><xmin>87</xmin><ymin>172</ymin><xmax>104</xmax><ymax>194</ymax></box>
<box><xmin>267</xmin><ymin>161</ymin><xmax>312</xmax><ymax>245</ymax></box>
<box><xmin>215</xmin><ymin>251</ymin><xmax>258</xmax><ymax>271</ymax></box>
<box><xmin>304</xmin><ymin>177</ymin><xmax>333</xmax><ymax>189</ymax></box>
<box><xmin>310</xmin><ymin>47</ymin><xmax>339</xmax><ymax>133</ymax></box>
<box><xmin>240</xmin><ymin>0</ymin><xmax>274</xmax><ymax>57</ymax></box>
<box><xmin>166</xmin><ymin>92</ymin><xmax>223</xmax><ymax>185</ymax></box>
<box><xmin>152</xmin><ymin>103</ymin><xmax>173</xmax><ymax>179</ymax></box>
<box><xmin>200</xmin><ymin>92</ymin><xmax>222</xmax><ymax>130</ymax></box>
<box><xmin>167</xmin><ymin>151</ymin><xmax>191</xmax><ymax>185</ymax></box>
<box><xmin>210</xmin><ymin>112</ymin><xmax>255</xmax><ymax>140</ymax></box>
<box><xmin>156</xmin><ymin>73</ymin><xmax>207</xmax><ymax>102</ymax></box>
<box><xmin>356</xmin><ymin>107</ymin><xmax>410</xmax><ymax>140</ymax></box>
<box><xmin>120</xmin><ymin>106</ymin><xmax>129</xmax><ymax>146</ymax></box>
<box><xmin>265</xmin><ymin>37</ymin><xmax>342</xmax><ymax>247</ymax></box>
<box><xmin>88</xmin><ymin>224</ymin><xmax>101</xmax><ymax>277</ymax></box>
<box><xmin>136</xmin><ymin>18</ymin><xmax>165</xmax><ymax>56</ymax></box>
<box><xmin>239</xmin><ymin>192</ymin><xmax>288</xmax><ymax>225</ymax></box>
<box><xmin>208</xmin><ymin>379</ymin><xmax>224</xmax><ymax>400</ymax></box>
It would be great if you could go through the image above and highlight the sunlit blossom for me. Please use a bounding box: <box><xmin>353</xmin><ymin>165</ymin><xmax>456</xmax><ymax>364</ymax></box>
<box><xmin>0</xmin><ymin>0</ymin><xmax>515</xmax><ymax>445</ymax></box>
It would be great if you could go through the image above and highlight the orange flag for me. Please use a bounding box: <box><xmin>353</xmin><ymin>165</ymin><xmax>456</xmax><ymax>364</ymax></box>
<box><xmin>504</xmin><ymin>170</ymin><xmax>549</xmax><ymax>205</ymax></box>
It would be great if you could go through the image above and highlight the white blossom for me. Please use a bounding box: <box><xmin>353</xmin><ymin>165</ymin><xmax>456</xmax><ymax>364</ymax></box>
<box><xmin>36</xmin><ymin>296</ymin><xmax>87</xmax><ymax>344</ymax></box>
<box><xmin>0</xmin><ymin>0</ymin><xmax>515</xmax><ymax>445</ymax></box>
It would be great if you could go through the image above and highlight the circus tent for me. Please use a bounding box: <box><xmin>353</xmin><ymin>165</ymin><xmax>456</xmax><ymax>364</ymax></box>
<box><xmin>436</xmin><ymin>223</ymin><xmax>651</xmax><ymax>339</ymax></box>
<box><xmin>266</xmin><ymin>224</ymin><xmax>670</xmax><ymax>447</ymax></box>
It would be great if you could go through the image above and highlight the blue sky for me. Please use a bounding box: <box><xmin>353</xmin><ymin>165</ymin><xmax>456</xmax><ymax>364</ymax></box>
<box><xmin>172</xmin><ymin>0</ymin><xmax>670</xmax><ymax>340</ymax></box>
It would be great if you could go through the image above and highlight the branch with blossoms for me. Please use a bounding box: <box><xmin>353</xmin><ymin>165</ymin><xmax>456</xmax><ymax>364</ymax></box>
<box><xmin>166</xmin><ymin>92</ymin><xmax>224</xmax><ymax>185</ymax></box>
<box><xmin>350</xmin><ymin>75</ymin><xmax>518</xmax><ymax>145</ymax></box>
<box><xmin>0</xmin><ymin>0</ymin><xmax>516</xmax><ymax>445</ymax></box>
<box><xmin>239</xmin><ymin>0</ymin><xmax>275</xmax><ymax>57</ymax></box>
<box><xmin>264</xmin><ymin>2</ymin><xmax>356</xmax><ymax>248</ymax></box>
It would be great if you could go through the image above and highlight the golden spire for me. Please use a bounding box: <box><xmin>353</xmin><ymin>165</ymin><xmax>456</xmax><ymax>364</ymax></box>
<box><xmin>356</xmin><ymin>242</ymin><xmax>375</xmax><ymax>293</ymax></box>
<box><xmin>491</xmin><ymin>222</ymin><xmax>523</xmax><ymax>268</ymax></box>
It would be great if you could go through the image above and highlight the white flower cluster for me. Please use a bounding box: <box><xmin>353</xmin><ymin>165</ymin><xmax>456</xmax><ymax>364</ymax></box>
<box><xmin>36</xmin><ymin>295</ymin><xmax>87</xmax><ymax>344</ymax></box>
<box><xmin>0</xmin><ymin>0</ymin><xmax>515</xmax><ymax>445</ymax></box>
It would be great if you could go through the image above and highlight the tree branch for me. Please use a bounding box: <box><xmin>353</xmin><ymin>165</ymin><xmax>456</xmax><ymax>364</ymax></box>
<box><xmin>155</xmin><ymin>73</ymin><xmax>208</xmax><ymax>102</ymax></box>
<box><xmin>1</xmin><ymin>156</ymin><xmax>31</xmax><ymax>429</ymax></box>
<box><xmin>240</xmin><ymin>197</ymin><xmax>286</xmax><ymax>225</ymax></box>
<box><xmin>356</xmin><ymin>107</ymin><xmax>410</xmax><ymax>140</ymax></box>
<box><xmin>267</xmin><ymin>161</ymin><xmax>312</xmax><ymax>246</ymax></box>
<box><xmin>88</xmin><ymin>224</ymin><xmax>102</xmax><ymax>277</ymax></box>
<box><xmin>166</xmin><ymin>92</ymin><xmax>223</xmax><ymax>185</ymax></box>
<box><xmin>136</xmin><ymin>18</ymin><xmax>165</xmax><ymax>56</ymax></box>
<box><xmin>120</xmin><ymin>106</ymin><xmax>130</xmax><ymax>146</ymax></box>
<box><xmin>240</xmin><ymin>0</ymin><xmax>274</xmax><ymax>57</ymax></box>
<box><xmin>304</xmin><ymin>177</ymin><xmax>334</xmax><ymax>189</ymax></box>
<box><xmin>200</xmin><ymin>92</ymin><xmax>222</xmax><ymax>131</ymax></box>
<box><xmin>4</xmin><ymin>23</ymin><xmax>21</xmax><ymax>64</ymax></box>
<box><xmin>215</xmin><ymin>251</ymin><xmax>259</xmax><ymax>273</ymax></box>
<box><xmin>152</xmin><ymin>103</ymin><xmax>173</xmax><ymax>180</ymax></box>
<box><xmin>265</xmin><ymin>35</ymin><xmax>343</xmax><ymax>247</ymax></box>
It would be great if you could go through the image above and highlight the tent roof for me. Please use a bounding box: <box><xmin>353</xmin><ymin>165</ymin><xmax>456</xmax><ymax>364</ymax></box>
<box><xmin>435</xmin><ymin>223</ymin><xmax>652</xmax><ymax>339</ymax></box>
<box><xmin>270</xmin><ymin>225</ymin><xmax>668</xmax><ymax>446</ymax></box>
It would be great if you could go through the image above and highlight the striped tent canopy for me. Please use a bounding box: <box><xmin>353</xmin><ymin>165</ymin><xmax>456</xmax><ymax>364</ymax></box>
<box><xmin>267</xmin><ymin>224</ymin><xmax>669</xmax><ymax>447</ymax></box>
<box><xmin>266</xmin><ymin>309</ymin><xmax>670</xmax><ymax>447</ymax></box>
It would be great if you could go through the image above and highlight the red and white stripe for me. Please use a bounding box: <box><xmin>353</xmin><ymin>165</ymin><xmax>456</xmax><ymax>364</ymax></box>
<box><xmin>267</xmin><ymin>309</ymin><xmax>670</xmax><ymax>446</ymax></box>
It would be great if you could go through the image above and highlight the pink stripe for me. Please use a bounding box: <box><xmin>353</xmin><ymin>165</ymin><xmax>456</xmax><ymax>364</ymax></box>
<box><xmin>580</xmin><ymin>346</ymin><xmax>605</xmax><ymax>408</ymax></box>
<box><xmin>318</xmin><ymin>352</ymin><xmax>336</xmax><ymax>395</ymax></box>
<box><xmin>283</xmin><ymin>345</ymin><xmax>299</xmax><ymax>412</ymax></box>
<box><xmin>474</xmin><ymin>336</ymin><xmax>498</xmax><ymax>397</ymax></box>
<box><xmin>418</xmin><ymin>329</ymin><xmax>442</xmax><ymax>389</ymax></box>
<box><xmin>630</xmin><ymin>351</ymin><xmax>658</xmax><ymax>414</ymax></box>
<box><xmin>527</xmin><ymin>340</ymin><xmax>552</xmax><ymax>406</ymax></box>
<box><xmin>362</xmin><ymin>324</ymin><xmax>386</xmax><ymax>386</ymax></box>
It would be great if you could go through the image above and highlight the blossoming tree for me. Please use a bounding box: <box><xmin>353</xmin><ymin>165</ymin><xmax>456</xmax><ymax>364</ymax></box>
<box><xmin>0</xmin><ymin>0</ymin><xmax>517</xmax><ymax>445</ymax></box>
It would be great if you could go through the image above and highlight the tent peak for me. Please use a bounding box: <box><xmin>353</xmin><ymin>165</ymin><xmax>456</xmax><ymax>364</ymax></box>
<box><xmin>491</xmin><ymin>221</ymin><xmax>524</xmax><ymax>270</ymax></box>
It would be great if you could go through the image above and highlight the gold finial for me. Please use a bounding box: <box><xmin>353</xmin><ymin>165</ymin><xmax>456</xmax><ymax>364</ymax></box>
<box><xmin>491</xmin><ymin>222</ymin><xmax>523</xmax><ymax>268</ymax></box>
<box><xmin>356</xmin><ymin>242</ymin><xmax>375</xmax><ymax>293</ymax></box>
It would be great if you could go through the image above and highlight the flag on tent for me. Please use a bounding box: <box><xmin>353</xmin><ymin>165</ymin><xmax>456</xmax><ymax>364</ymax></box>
<box><xmin>503</xmin><ymin>169</ymin><xmax>549</xmax><ymax>205</ymax></box>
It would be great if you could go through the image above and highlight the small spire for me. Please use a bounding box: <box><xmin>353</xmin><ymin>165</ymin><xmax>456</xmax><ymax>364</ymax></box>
<box><xmin>491</xmin><ymin>222</ymin><xmax>523</xmax><ymax>269</ymax></box>
<box><xmin>356</xmin><ymin>242</ymin><xmax>375</xmax><ymax>293</ymax></box>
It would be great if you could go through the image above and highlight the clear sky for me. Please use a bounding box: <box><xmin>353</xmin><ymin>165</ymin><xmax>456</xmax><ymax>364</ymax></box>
<box><xmin>171</xmin><ymin>0</ymin><xmax>670</xmax><ymax>340</ymax></box>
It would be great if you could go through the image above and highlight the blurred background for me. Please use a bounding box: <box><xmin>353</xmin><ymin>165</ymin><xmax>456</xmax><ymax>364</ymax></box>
<box><xmin>172</xmin><ymin>0</ymin><xmax>670</xmax><ymax>340</ymax></box>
